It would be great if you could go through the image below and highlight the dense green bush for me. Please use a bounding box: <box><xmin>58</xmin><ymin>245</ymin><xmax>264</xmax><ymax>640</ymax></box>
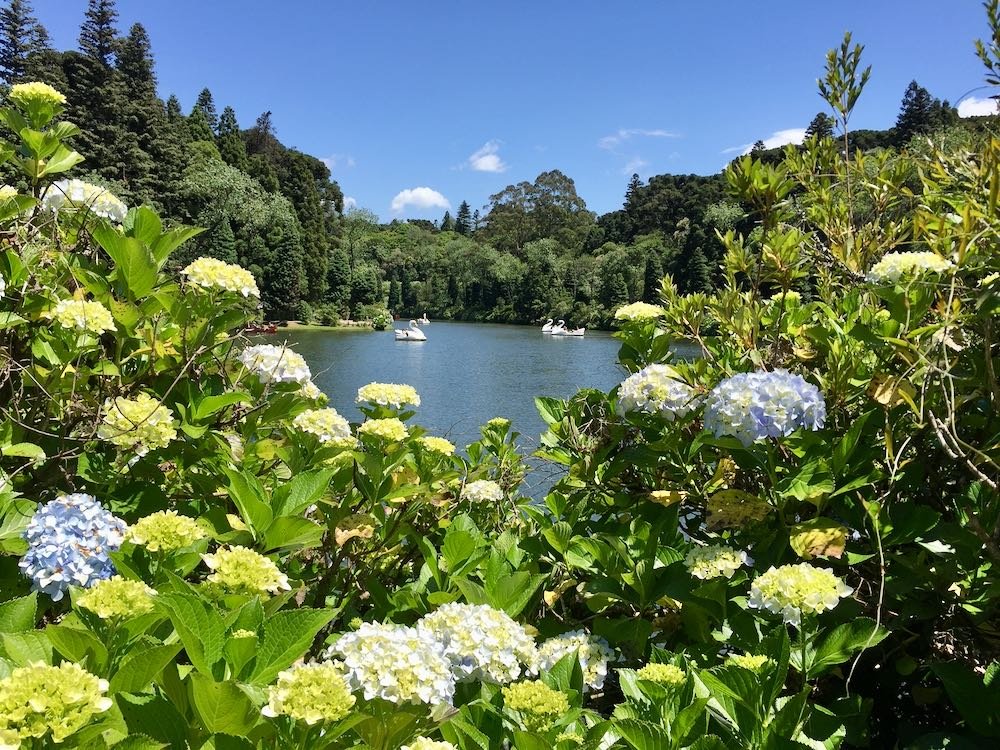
<box><xmin>0</xmin><ymin>16</ymin><xmax>998</xmax><ymax>750</ymax></box>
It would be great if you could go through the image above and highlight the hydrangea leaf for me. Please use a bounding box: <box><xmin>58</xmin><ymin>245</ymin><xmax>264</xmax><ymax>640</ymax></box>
<box><xmin>789</xmin><ymin>518</ymin><xmax>849</xmax><ymax>559</ymax></box>
<box><xmin>248</xmin><ymin>608</ymin><xmax>334</xmax><ymax>685</ymax></box>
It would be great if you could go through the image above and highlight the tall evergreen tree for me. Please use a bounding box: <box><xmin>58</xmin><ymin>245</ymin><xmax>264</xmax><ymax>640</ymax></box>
<box><xmin>804</xmin><ymin>112</ymin><xmax>834</xmax><ymax>139</ymax></box>
<box><xmin>472</xmin><ymin>209</ymin><xmax>481</xmax><ymax>233</ymax></box>
<box><xmin>0</xmin><ymin>0</ymin><xmax>47</xmax><ymax>84</ymax></box>
<box><xmin>388</xmin><ymin>276</ymin><xmax>402</xmax><ymax>311</ymax></box>
<box><xmin>642</xmin><ymin>253</ymin><xmax>663</xmax><ymax>302</ymax></box>
<box><xmin>78</xmin><ymin>0</ymin><xmax>117</xmax><ymax>67</ymax></box>
<box><xmin>114</xmin><ymin>22</ymin><xmax>160</xmax><ymax>202</ymax></box>
<box><xmin>624</xmin><ymin>173</ymin><xmax>643</xmax><ymax>209</ymax></box>
<box><xmin>440</xmin><ymin>210</ymin><xmax>454</xmax><ymax>232</ymax></box>
<box><xmin>194</xmin><ymin>87</ymin><xmax>218</xmax><ymax>133</ymax></box>
<box><xmin>455</xmin><ymin>200</ymin><xmax>472</xmax><ymax>235</ymax></box>
<box><xmin>217</xmin><ymin>105</ymin><xmax>248</xmax><ymax>170</ymax></box>
<box><xmin>895</xmin><ymin>80</ymin><xmax>936</xmax><ymax>145</ymax></box>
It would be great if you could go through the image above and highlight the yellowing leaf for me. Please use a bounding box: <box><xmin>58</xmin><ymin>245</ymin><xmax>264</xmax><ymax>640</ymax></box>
<box><xmin>790</xmin><ymin>517</ymin><xmax>848</xmax><ymax>559</ymax></box>
<box><xmin>648</xmin><ymin>490</ymin><xmax>685</xmax><ymax>507</ymax></box>
<box><xmin>870</xmin><ymin>375</ymin><xmax>917</xmax><ymax>409</ymax></box>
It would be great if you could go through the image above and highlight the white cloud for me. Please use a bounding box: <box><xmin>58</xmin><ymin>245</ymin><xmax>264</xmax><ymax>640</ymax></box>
<box><xmin>958</xmin><ymin>96</ymin><xmax>998</xmax><ymax>117</ymax></box>
<box><xmin>599</xmin><ymin>128</ymin><xmax>678</xmax><ymax>150</ymax></box>
<box><xmin>622</xmin><ymin>156</ymin><xmax>648</xmax><ymax>175</ymax></box>
<box><xmin>723</xmin><ymin>127</ymin><xmax>807</xmax><ymax>155</ymax></box>
<box><xmin>390</xmin><ymin>187</ymin><xmax>450</xmax><ymax>214</ymax></box>
<box><xmin>343</xmin><ymin>196</ymin><xmax>357</xmax><ymax>210</ymax></box>
<box><xmin>468</xmin><ymin>140</ymin><xmax>508</xmax><ymax>172</ymax></box>
<box><xmin>320</xmin><ymin>154</ymin><xmax>356</xmax><ymax>172</ymax></box>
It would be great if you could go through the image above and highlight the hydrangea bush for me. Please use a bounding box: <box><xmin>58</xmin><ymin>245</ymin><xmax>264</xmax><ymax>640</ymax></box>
<box><xmin>0</xmin><ymin>12</ymin><xmax>998</xmax><ymax>747</ymax></box>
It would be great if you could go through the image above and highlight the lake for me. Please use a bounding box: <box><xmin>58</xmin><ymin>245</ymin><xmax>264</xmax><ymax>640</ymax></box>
<box><xmin>265</xmin><ymin>321</ymin><xmax>626</xmax><ymax>494</ymax></box>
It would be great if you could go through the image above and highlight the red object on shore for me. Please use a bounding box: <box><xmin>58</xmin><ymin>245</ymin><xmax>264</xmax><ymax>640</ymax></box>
<box><xmin>246</xmin><ymin>323</ymin><xmax>278</xmax><ymax>334</ymax></box>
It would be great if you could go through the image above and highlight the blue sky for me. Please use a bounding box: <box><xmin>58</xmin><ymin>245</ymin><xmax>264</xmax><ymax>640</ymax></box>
<box><xmin>36</xmin><ymin>1</ymin><xmax>994</xmax><ymax>220</ymax></box>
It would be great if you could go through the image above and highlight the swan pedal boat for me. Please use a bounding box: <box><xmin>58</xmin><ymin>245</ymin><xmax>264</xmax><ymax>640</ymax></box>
<box><xmin>541</xmin><ymin>318</ymin><xmax>554</xmax><ymax>333</ymax></box>
<box><xmin>394</xmin><ymin>320</ymin><xmax>427</xmax><ymax>341</ymax></box>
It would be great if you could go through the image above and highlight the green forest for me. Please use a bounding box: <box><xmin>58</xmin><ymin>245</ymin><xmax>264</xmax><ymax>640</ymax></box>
<box><xmin>0</xmin><ymin>0</ymin><xmax>994</xmax><ymax>327</ymax></box>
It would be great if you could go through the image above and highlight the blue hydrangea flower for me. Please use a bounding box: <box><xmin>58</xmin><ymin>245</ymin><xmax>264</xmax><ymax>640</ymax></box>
<box><xmin>18</xmin><ymin>493</ymin><xmax>127</xmax><ymax>601</ymax></box>
<box><xmin>703</xmin><ymin>370</ymin><xmax>826</xmax><ymax>446</ymax></box>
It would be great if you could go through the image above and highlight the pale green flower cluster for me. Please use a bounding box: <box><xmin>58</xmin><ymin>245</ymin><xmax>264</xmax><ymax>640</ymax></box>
<box><xmin>417</xmin><ymin>602</ymin><xmax>537</xmax><ymax>684</ymax></box>
<box><xmin>51</xmin><ymin>299</ymin><xmax>116</xmax><ymax>335</ymax></box>
<box><xmin>8</xmin><ymin>81</ymin><xmax>66</xmax><ymax>108</ymax></box>
<box><xmin>402</xmin><ymin>739</ymin><xmax>458</xmax><ymax>750</ymax></box>
<box><xmin>98</xmin><ymin>393</ymin><xmax>178</xmax><ymax>456</ymax></box>
<box><xmin>261</xmin><ymin>662</ymin><xmax>356</xmax><ymax>725</ymax></box>
<box><xmin>866</xmin><ymin>251</ymin><xmax>954</xmax><ymax>283</ymax></box>
<box><xmin>0</xmin><ymin>662</ymin><xmax>112</xmax><ymax>744</ymax></box>
<box><xmin>769</xmin><ymin>290</ymin><xmax>802</xmax><ymax>303</ymax></box>
<box><xmin>181</xmin><ymin>257</ymin><xmax>260</xmax><ymax>298</ymax></box>
<box><xmin>231</xmin><ymin>629</ymin><xmax>257</xmax><ymax>640</ymax></box>
<box><xmin>461</xmin><ymin>479</ymin><xmax>504</xmax><ymax>504</ymax></box>
<box><xmin>614</xmin><ymin>301</ymin><xmax>665</xmax><ymax>321</ymax></box>
<box><xmin>128</xmin><ymin>510</ymin><xmax>207</xmax><ymax>552</ymax></box>
<box><xmin>684</xmin><ymin>544</ymin><xmax>751</xmax><ymax>580</ymax></box>
<box><xmin>76</xmin><ymin>576</ymin><xmax>155</xmax><ymax>620</ymax></box>
<box><xmin>356</xmin><ymin>382</ymin><xmax>421</xmax><ymax>408</ymax></box>
<box><xmin>727</xmin><ymin>653</ymin><xmax>772</xmax><ymax>672</ymax></box>
<box><xmin>41</xmin><ymin>179</ymin><xmax>127</xmax><ymax>222</ymax></box>
<box><xmin>636</xmin><ymin>662</ymin><xmax>685</xmax><ymax>685</ymax></box>
<box><xmin>501</xmin><ymin>680</ymin><xmax>570</xmax><ymax>732</ymax></box>
<box><xmin>202</xmin><ymin>546</ymin><xmax>291</xmax><ymax>596</ymax></box>
<box><xmin>326</xmin><ymin>622</ymin><xmax>455</xmax><ymax>705</ymax></box>
<box><xmin>536</xmin><ymin>630</ymin><xmax>614</xmax><ymax>691</ymax></box>
<box><xmin>749</xmin><ymin>563</ymin><xmax>853</xmax><ymax>625</ymax></box>
<box><xmin>0</xmin><ymin>185</ymin><xmax>17</xmax><ymax>200</ymax></box>
<box><xmin>617</xmin><ymin>364</ymin><xmax>699</xmax><ymax>420</ymax></box>
<box><xmin>358</xmin><ymin>417</ymin><xmax>409</xmax><ymax>442</ymax></box>
<box><xmin>299</xmin><ymin>380</ymin><xmax>326</xmax><ymax>401</ymax></box>
<box><xmin>418</xmin><ymin>436</ymin><xmax>456</xmax><ymax>455</ymax></box>
<box><xmin>238</xmin><ymin>344</ymin><xmax>312</xmax><ymax>385</ymax></box>
<box><xmin>487</xmin><ymin>417</ymin><xmax>510</xmax><ymax>428</ymax></box>
<box><xmin>292</xmin><ymin>408</ymin><xmax>354</xmax><ymax>448</ymax></box>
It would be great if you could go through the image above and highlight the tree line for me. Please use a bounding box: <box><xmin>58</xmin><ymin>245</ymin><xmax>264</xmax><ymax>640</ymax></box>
<box><xmin>1</xmin><ymin>0</ymin><xmax>993</xmax><ymax>326</ymax></box>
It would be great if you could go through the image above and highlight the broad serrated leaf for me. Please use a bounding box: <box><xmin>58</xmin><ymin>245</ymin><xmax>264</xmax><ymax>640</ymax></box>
<box><xmin>248</xmin><ymin>608</ymin><xmax>333</xmax><ymax>685</ymax></box>
<box><xmin>110</xmin><ymin>642</ymin><xmax>183</xmax><ymax>694</ymax></box>
<box><xmin>158</xmin><ymin>593</ymin><xmax>225</xmax><ymax>676</ymax></box>
<box><xmin>0</xmin><ymin>593</ymin><xmax>36</xmax><ymax>633</ymax></box>
<box><xmin>188</xmin><ymin>674</ymin><xmax>259</xmax><ymax>736</ymax></box>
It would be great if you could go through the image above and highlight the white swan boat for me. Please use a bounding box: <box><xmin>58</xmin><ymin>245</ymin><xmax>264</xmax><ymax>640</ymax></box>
<box><xmin>394</xmin><ymin>320</ymin><xmax>427</xmax><ymax>341</ymax></box>
<box><xmin>551</xmin><ymin>320</ymin><xmax>585</xmax><ymax>336</ymax></box>
<box><xmin>541</xmin><ymin>318</ymin><xmax>554</xmax><ymax>333</ymax></box>
<box><xmin>550</xmin><ymin>319</ymin><xmax>566</xmax><ymax>335</ymax></box>
<box><xmin>418</xmin><ymin>313</ymin><xmax>430</xmax><ymax>325</ymax></box>
<box><xmin>562</xmin><ymin>327</ymin><xmax>586</xmax><ymax>337</ymax></box>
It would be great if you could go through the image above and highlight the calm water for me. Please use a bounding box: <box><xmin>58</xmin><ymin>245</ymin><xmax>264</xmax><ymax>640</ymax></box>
<box><xmin>268</xmin><ymin>322</ymin><xmax>625</xmax><ymax>481</ymax></box>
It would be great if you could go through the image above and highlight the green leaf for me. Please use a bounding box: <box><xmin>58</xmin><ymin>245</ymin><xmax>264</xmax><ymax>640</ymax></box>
<box><xmin>113</xmin><ymin>734</ymin><xmax>167</xmax><ymax>750</ymax></box>
<box><xmin>1</xmin><ymin>630</ymin><xmax>52</xmax><ymax>666</ymax></box>
<box><xmin>1</xmin><ymin>442</ymin><xmax>45</xmax><ymax>461</ymax></box>
<box><xmin>0</xmin><ymin>312</ymin><xmax>27</xmax><ymax>330</ymax></box>
<box><xmin>248</xmin><ymin>608</ymin><xmax>334</xmax><ymax>685</ymax></box>
<box><xmin>789</xmin><ymin>517</ymin><xmax>848</xmax><ymax>559</ymax></box>
<box><xmin>223</xmin><ymin>468</ymin><xmax>273</xmax><ymax>538</ymax></box>
<box><xmin>485</xmin><ymin>571</ymin><xmax>546</xmax><ymax>617</ymax></box>
<box><xmin>271</xmin><ymin>468</ymin><xmax>334</xmax><ymax>518</ymax></box>
<box><xmin>262</xmin><ymin>516</ymin><xmax>325</xmax><ymax>551</ymax></box>
<box><xmin>92</xmin><ymin>220</ymin><xmax>159</xmax><ymax>299</ymax></box>
<box><xmin>534</xmin><ymin>396</ymin><xmax>565</xmax><ymax>426</ymax></box>
<box><xmin>110</xmin><ymin>643</ymin><xmax>183</xmax><ymax>694</ymax></box>
<box><xmin>40</xmin><ymin>144</ymin><xmax>84</xmax><ymax>176</ymax></box>
<box><xmin>158</xmin><ymin>593</ymin><xmax>225</xmax><ymax>676</ymax></box>
<box><xmin>47</xmin><ymin>625</ymin><xmax>107</xmax><ymax>669</ymax></box>
<box><xmin>811</xmin><ymin>618</ymin><xmax>888</xmax><ymax>674</ymax></box>
<box><xmin>932</xmin><ymin>662</ymin><xmax>1000</xmax><ymax>737</ymax></box>
<box><xmin>151</xmin><ymin>224</ymin><xmax>205</xmax><ymax>265</ymax></box>
<box><xmin>615</xmin><ymin>719</ymin><xmax>671</xmax><ymax>750</ymax></box>
<box><xmin>0</xmin><ymin>593</ymin><xmax>36</xmax><ymax>633</ymax></box>
<box><xmin>188</xmin><ymin>674</ymin><xmax>260</xmax><ymax>736</ymax></box>
<box><xmin>192</xmin><ymin>392</ymin><xmax>251</xmax><ymax>423</ymax></box>
<box><xmin>125</xmin><ymin>205</ymin><xmax>163</xmax><ymax>245</ymax></box>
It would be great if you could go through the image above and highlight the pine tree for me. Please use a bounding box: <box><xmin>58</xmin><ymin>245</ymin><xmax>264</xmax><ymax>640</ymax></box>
<box><xmin>472</xmin><ymin>209</ymin><xmax>481</xmax><ymax>233</ymax></box>
<box><xmin>388</xmin><ymin>276</ymin><xmax>402</xmax><ymax>311</ymax></box>
<box><xmin>804</xmin><ymin>112</ymin><xmax>834</xmax><ymax>139</ymax></box>
<box><xmin>895</xmin><ymin>80</ymin><xmax>935</xmax><ymax>145</ymax></box>
<box><xmin>217</xmin><ymin>105</ymin><xmax>248</xmax><ymax>170</ymax></box>
<box><xmin>205</xmin><ymin>218</ymin><xmax>237</xmax><ymax>264</ymax></box>
<box><xmin>624</xmin><ymin>173</ymin><xmax>643</xmax><ymax>209</ymax></box>
<box><xmin>24</xmin><ymin>24</ymin><xmax>65</xmax><ymax>89</ymax></box>
<box><xmin>115</xmin><ymin>23</ymin><xmax>161</xmax><ymax>203</ymax></box>
<box><xmin>682</xmin><ymin>247</ymin><xmax>712</xmax><ymax>293</ymax></box>
<box><xmin>455</xmin><ymin>200</ymin><xmax>472</xmax><ymax>235</ymax></box>
<box><xmin>78</xmin><ymin>0</ymin><xmax>117</xmax><ymax>67</ymax></box>
<box><xmin>194</xmin><ymin>87</ymin><xmax>218</xmax><ymax>134</ymax></box>
<box><xmin>440</xmin><ymin>210</ymin><xmax>454</xmax><ymax>232</ymax></box>
<box><xmin>325</xmin><ymin>248</ymin><xmax>351</xmax><ymax>313</ymax></box>
<box><xmin>608</xmin><ymin>273</ymin><xmax>629</xmax><ymax>308</ymax></box>
<box><xmin>642</xmin><ymin>253</ymin><xmax>663</xmax><ymax>302</ymax></box>
<box><xmin>0</xmin><ymin>0</ymin><xmax>48</xmax><ymax>84</ymax></box>
<box><xmin>750</xmin><ymin>140</ymin><xmax>766</xmax><ymax>156</ymax></box>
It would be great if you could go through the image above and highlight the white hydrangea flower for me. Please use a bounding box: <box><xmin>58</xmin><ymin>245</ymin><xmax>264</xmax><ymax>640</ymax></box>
<box><xmin>684</xmin><ymin>544</ymin><xmax>751</xmax><ymax>580</ymax></box>
<box><xmin>417</xmin><ymin>603</ymin><xmax>537</xmax><ymax>684</ymax></box>
<box><xmin>866</xmin><ymin>251</ymin><xmax>954</xmax><ymax>283</ymax></box>
<box><xmin>749</xmin><ymin>563</ymin><xmax>853</xmax><ymax>626</ymax></box>
<box><xmin>238</xmin><ymin>344</ymin><xmax>311</xmax><ymax>385</ymax></box>
<box><xmin>291</xmin><ymin>408</ymin><xmax>353</xmax><ymax>448</ymax></box>
<box><xmin>617</xmin><ymin>364</ymin><xmax>699</xmax><ymax>420</ymax></box>
<box><xmin>356</xmin><ymin>382</ymin><xmax>421</xmax><ymax>408</ymax></box>
<box><xmin>41</xmin><ymin>179</ymin><xmax>127</xmax><ymax>222</ymax></box>
<box><xmin>535</xmin><ymin>630</ymin><xmax>614</xmax><ymax>691</ymax></box>
<box><xmin>614</xmin><ymin>302</ymin><xmax>665</xmax><ymax>322</ymax></box>
<box><xmin>181</xmin><ymin>257</ymin><xmax>260</xmax><ymax>298</ymax></box>
<box><xmin>461</xmin><ymin>479</ymin><xmax>504</xmax><ymax>503</ymax></box>
<box><xmin>325</xmin><ymin>622</ymin><xmax>455</xmax><ymax>706</ymax></box>
<box><xmin>50</xmin><ymin>299</ymin><xmax>116</xmax><ymax>335</ymax></box>
<box><xmin>299</xmin><ymin>380</ymin><xmax>326</xmax><ymax>401</ymax></box>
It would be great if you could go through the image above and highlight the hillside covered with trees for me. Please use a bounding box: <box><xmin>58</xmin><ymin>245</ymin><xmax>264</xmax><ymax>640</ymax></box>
<box><xmin>0</xmin><ymin>0</ymin><xmax>995</xmax><ymax>327</ymax></box>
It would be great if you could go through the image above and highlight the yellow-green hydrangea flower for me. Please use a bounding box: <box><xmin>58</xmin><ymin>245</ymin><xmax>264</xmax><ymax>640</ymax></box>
<box><xmin>261</xmin><ymin>662</ymin><xmax>356</xmax><ymax>725</ymax></box>
<box><xmin>501</xmin><ymin>680</ymin><xmax>570</xmax><ymax>732</ymax></box>
<box><xmin>8</xmin><ymin>81</ymin><xmax>66</xmax><ymax>108</ymax></box>
<box><xmin>128</xmin><ymin>510</ymin><xmax>207</xmax><ymax>552</ymax></box>
<box><xmin>356</xmin><ymin>382</ymin><xmax>421</xmax><ymax>408</ymax></box>
<box><xmin>461</xmin><ymin>479</ymin><xmax>504</xmax><ymax>504</ymax></box>
<box><xmin>418</xmin><ymin>436</ymin><xmax>455</xmax><ymax>455</ymax></box>
<box><xmin>486</xmin><ymin>417</ymin><xmax>510</xmax><ymax>428</ymax></box>
<box><xmin>535</xmin><ymin>629</ymin><xmax>614</xmax><ymax>691</ymax></box>
<box><xmin>0</xmin><ymin>662</ymin><xmax>112</xmax><ymax>744</ymax></box>
<box><xmin>614</xmin><ymin>301</ymin><xmax>665</xmax><ymax>322</ymax></box>
<box><xmin>0</xmin><ymin>185</ymin><xmax>18</xmax><ymax>200</ymax></box>
<box><xmin>231</xmin><ymin>629</ymin><xmax>257</xmax><ymax>640</ymax></box>
<box><xmin>76</xmin><ymin>576</ymin><xmax>155</xmax><ymax>620</ymax></box>
<box><xmin>202</xmin><ymin>545</ymin><xmax>290</xmax><ymax>596</ymax></box>
<box><xmin>866</xmin><ymin>251</ymin><xmax>954</xmax><ymax>283</ymax></box>
<box><xmin>769</xmin><ymin>290</ymin><xmax>802</xmax><ymax>303</ymax></box>
<box><xmin>51</xmin><ymin>299</ymin><xmax>116</xmax><ymax>335</ymax></box>
<box><xmin>635</xmin><ymin>662</ymin><xmax>685</xmax><ymax>685</ymax></box>
<box><xmin>97</xmin><ymin>393</ymin><xmax>178</xmax><ymax>456</ymax></box>
<box><xmin>684</xmin><ymin>544</ymin><xmax>751</xmax><ymax>580</ymax></box>
<box><xmin>749</xmin><ymin>563</ymin><xmax>853</xmax><ymax>625</ymax></box>
<box><xmin>357</xmin><ymin>417</ymin><xmax>408</xmax><ymax>442</ymax></box>
<box><xmin>402</xmin><ymin>739</ymin><xmax>457</xmax><ymax>750</ymax></box>
<box><xmin>292</xmin><ymin>407</ymin><xmax>354</xmax><ymax>448</ymax></box>
<box><xmin>727</xmin><ymin>653</ymin><xmax>772</xmax><ymax>672</ymax></box>
<box><xmin>181</xmin><ymin>257</ymin><xmax>260</xmax><ymax>298</ymax></box>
